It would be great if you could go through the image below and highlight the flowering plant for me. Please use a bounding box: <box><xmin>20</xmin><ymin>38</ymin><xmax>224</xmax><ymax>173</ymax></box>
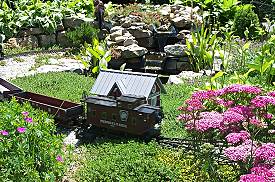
<box><xmin>178</xmin><ymin>84</ymin><xmax>275</xmax><ymax>181</ymax></box>
<box><xmin>0</xmin><ymin>98</ymin><xmax>69</xmax><ymax>181</ymax></box>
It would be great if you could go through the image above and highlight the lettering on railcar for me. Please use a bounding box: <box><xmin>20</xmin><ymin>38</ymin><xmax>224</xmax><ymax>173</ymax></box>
<box><xmin>100</xmin><ymin>120</ymin><xmax>127</xmax><ymax>128</ymax></box>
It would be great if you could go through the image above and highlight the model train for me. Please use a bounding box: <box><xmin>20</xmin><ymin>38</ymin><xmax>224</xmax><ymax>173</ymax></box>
<box><xmin>0</xmin><ymin>70</ymin><xmax>166</xmax><ymax>136</ymax></box>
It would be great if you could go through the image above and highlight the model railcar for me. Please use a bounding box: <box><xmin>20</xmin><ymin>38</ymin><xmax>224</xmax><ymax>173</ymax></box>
<box><xmin>0</xmin><ymin>70</ymin><xmax>166</xmax><ymax>136</ymax></box>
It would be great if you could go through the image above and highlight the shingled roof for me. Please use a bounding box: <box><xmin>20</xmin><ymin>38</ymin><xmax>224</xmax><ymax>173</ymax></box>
<box><xmin>90</xmin><ymin>69</ymin><xmax>166</xmax><ymax>99</ymax></box>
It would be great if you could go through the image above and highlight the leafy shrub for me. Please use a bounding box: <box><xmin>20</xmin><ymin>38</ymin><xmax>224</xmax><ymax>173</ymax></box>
<box><xmin>0</xmin><ymin>98</ymin><xmax>69</xmax><ymax>181</ymax></box>
<box><xmin>0</xmin><ymin>0</ymin><xmax>95</xmax><ymax>38</ymax></box>
<box><xmin>66</xmin><ymin>23</ymin><xmax>99</xmax><ymax>46</ymax></box>
<box><xmin>232</xmin><ymin>5</ymin><xmax>261</xmax><ymax>39</ymax></box>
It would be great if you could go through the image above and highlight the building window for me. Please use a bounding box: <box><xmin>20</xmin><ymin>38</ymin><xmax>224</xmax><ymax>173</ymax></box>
<box><xmin>151</xmin><ymin>96</ymin><xmax>157</xmax><ymax>106</ymax></box>
<box><xmin>101</xmin><ymin>112</ymin><xmax>107</xmax><ymax>120</ymax></box>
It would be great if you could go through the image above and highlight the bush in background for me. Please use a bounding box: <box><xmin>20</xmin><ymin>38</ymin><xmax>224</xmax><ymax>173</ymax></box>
<box><xmin>0</xmin><ymin>98</ymin><xmax>69</xmax><ymax>181</ymax></box>
<box><xmin>232</xmin><ymin>4</ymin><xmax>261</xmax><ymax>39</ymax></box>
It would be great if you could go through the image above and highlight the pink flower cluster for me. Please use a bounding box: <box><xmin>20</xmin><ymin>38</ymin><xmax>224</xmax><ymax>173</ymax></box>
<box><xmin>223</xmin><ymin>110</ymin><xmax>245</xmax><ymax>124</ymax></box>
<box><xmin>215</xmin><ymin>98</ymin><xmax>234</xmax><ymax>107</ymax></box>
<box><xmin>239</xmin><ymin>174</ymin><xmax>266</xmax><ymax>182</ymax></box>
<box><xmin>225</xmin><ymin>131</ymin><xmax>250</xmax><ymax>144</ymax></box>
<box><xmin>185</xmin><ymin>111</ymin><xmax>223</xmax><ymax>132</ymax></box>
<box><xmin>191</xmin><ymin>90</ymin><xmax>217</xmax><ymax>100</ymax></box>
<box><xmin>267</xmin><ymin>91</ymin><xmax>275</xmax><ymax>97</ymax></box>
<box><xmin>185</xmin><ymin>99</ymin><xmax>204</xmax><ymax>111</ymax></box>
<box><xmin>228</xmin><ymin>105</ymin><xmax>254</xmax><ymax>119</ymax></box>
<box><xmin>254</xmin><ymin>143</ymin><xmax>275</xmax><ymax>162</ymax></box>
<box><xmin>251</xmin><ymin>96</ymin><xmax>275</xmax><ymax>108</ymax></box>
<box><xmin>223</xmin><ymin>140</ymin><xmax>257</xmax><ymax>162</ymax></box>
<box><xmin>240</xmin><ymin>166</ymin><xmax>275</xmax><ymax>182</ymax></box>
<box><xmin>217</xmin><ymin>84</ymin><xmax>262</xmax><ymax>96</ymax></box>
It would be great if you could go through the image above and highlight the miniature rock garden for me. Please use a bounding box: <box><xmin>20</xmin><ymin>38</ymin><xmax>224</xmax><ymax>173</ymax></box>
<box><xmin>0</xmin><ymin>0</ymin><xmax>275</xmax><ymax>181</ymax></box>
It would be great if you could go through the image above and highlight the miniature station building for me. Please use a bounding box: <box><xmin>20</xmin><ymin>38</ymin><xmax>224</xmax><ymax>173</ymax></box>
<box><xmin>85</xmin><ymin>69</ymin><xmax>166</xmax><ymax>135</ymax></box>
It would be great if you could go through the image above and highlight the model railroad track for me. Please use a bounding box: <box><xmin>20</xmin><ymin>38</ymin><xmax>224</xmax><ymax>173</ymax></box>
<box><xmin>3</xmin><ymin>48</ymin><xmax>76</xmax><ymax>59</ymax></box>
<box><xmin>156</xmin><ymin>136</ymin><xmax>233</xmax><ymax>164</ymax></box>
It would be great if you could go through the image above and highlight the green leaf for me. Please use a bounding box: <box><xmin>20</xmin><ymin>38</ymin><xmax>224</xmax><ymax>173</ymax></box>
<box><xmin>242</xmin><ymin>42</ymin><xmax>251</xmax><ymax>50</ymax></box>
<box><xmin>92</xmin><ymin>66</ymin><xmax>99</xmax><ymax>74</ymax></box>
<box><xmin>211</xmin><ymin>71</ymin><xmax>224</xmax><ymax>83</ymax></box>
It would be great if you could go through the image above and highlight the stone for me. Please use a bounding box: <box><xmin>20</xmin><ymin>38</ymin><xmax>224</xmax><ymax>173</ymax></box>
<box><xmin>121</xmin><ymin>21</ymin><xmax>131</xmax><ymax>28</ymax></box>
<box><xmin>131</xmin><ymin>22</ymin><xmax>146</xmax><ymax>27</ymax></box>
<box><xmin>176</xmin><ymin>61</ymin><xmax>192</xmax><ymax>71</ymax></box>
<box><xmin>38</xmin><ymin>34</ymin><xmax>56</xmax><ymax>47</ymax></box>
<box><xmin>123</xmin><ymin>39</ymin><xmax>137</xmax><ymax>46</ymax></box>
<box><xmin>128</xmin><ymin>28</ymin><xmax>153</xmax><ymax>39</ymax></box>
<box><xmin>57</xmin><ymin>23</ymin><xmax>65</xmax><ymax>31</ymax></box>
<box><xmin>115</xmin><ymin>44</ymin><xmax>148</xmax><ymax>59</ymax></box>
<box><xmin>107</xmin><ymin>40</ymin><xmax>116</xmax><ymax>47</ymax></box>
<box><xmin>115</xmin><ymin>36</ymin><xmax>127</xmax><ymax>44</ymax></box>
<box><xmin>164</xmin><ymin>44</ymin><xmax>187</xmax><ymax>56</ymax></box>
<box><xmin>110</xmin><ymin>30</ymin><xmax>123</xmax><ymax>41</ymax></box>
<box><xmin>57</xmin><ymin>31</ymin><xmax>73</xmax><ymax>47</ymax></box>
<box><xmin>48</xmin><ymin>58</ymin><xmax>60</xmax><ymax>65</ymax></box>
<box><xmin>136</xmin><ymin>37</ymin><xmax>156</xmax><ymax>48</ymax></box>
<box><xmin>5</xmin><ymin>36</ymin><xmax>39</xmax><ymax>48</ymax></box>
<box><xmin>167</xmin><ymin>75</ymin><xmax>184</xmax><ymax>84</ymax></box>
<box><xmin>169</xmin><ymin>13</ymin><xmax>175</xmax><ymax>20</ymax></box>
<box><xmin>110</xmin><ymin>26</ymin><xmax>126</xmax><ymax>34</ymax></box>
<box><xmin>157</xmin><ymin>24</ymin><xmax>172</xmax><ymax>31</ymax></box>
<box><xmin>172</xmin><ymin>16</ymin><xmax>192</xmax><ymax>29</ymax></box>
<box><xmin>160</xmin><ymin>6</ymin><xmax>171</xmax><ymax>16</ymax></box>
<box><xmin>18</xmin><ymin>28</ymin><xmax>43</xmax><ymax>37</ymax></box>
<box><xmin>167</xmin><ymin>71</ymin><xmax>204</xmax><ymax>84</ymax></box>
<box><xmin>177</xmin><ymin>29</ymin><xmax>191</xmax><ymax>40</ymax></box>
<box><xmin>63</xmin><ymin>17</ymin><xmax>84</xmax><ymax>29</ymax></box>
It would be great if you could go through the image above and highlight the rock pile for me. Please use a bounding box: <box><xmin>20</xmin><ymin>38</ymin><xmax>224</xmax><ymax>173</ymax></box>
<box><xmin>4</xmin><ymin>16</ymin><xmax>96</xmax><ymax>49</ymax></box>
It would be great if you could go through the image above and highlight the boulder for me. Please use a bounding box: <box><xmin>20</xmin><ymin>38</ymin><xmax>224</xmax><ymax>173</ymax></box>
<box><xmin>110</xmin><ymin>26</ymin><xmax>126</xmax><ymax>34</ymax></box>
<box><xmin>5</xmin><ymin>36</ymin><xmax>39</xmax><ymax>48</ymax></box>
<box><xmin>56</xmin><ymin>23</ymin><xmax>65</xmax><ymax>31</ymax></box>
<box><xmin>171</xmin><ymin>16</ymin><xmax>192</xmax><ymax>29</ymax></box>
<box><xmin>167</xmin><ymin>71</ymin><xmax>203</xmax><ymax>84</ymax></box>
<box><xmin>121</xmin><ymin>21</ymin><xmax>131</xmax><ymax>28</ymax></box>
<box><xmin>38</xmin><ymin>34</ymin><xmax>56</xmax><ymax>47</ymax></box>
<box><xmin>18</xmin><ymin>28</ymin><xmax>43</xmax><ymax>37</ymax></box>
<box><xmin>115</xmin><ymin>36</ymin><xmax>127</xmax><ymax>44</ymax></box>
<box><xmin>123</xmin><ymin>39</ymin><xmax>137</xmax><ymax>46</ymax></box>
<box><xmin>128</xmin><ymin>28</ymin><xmax>153</xmax><ymax>39</ymax></box>
<box><xmin>110</xmin><ymin>30</ymin><xmax>124</xmax><ymax>41</ymax></box>
<box><xmin>136</xmin><ymin>37</ymin><xmax>156</xmax><ymax>48</ymax></box>
<box><xmin>115</xmin><ymin>44</ymin><xmax>148</xmax><ymax>59</ymax></box>
<box><xmin>63</xmin><ymin>17</ymin><xmax>86</xmax><ymax>29</ymax></box>
<box><xmin>164</xmin><ymin>44</ymin><xmax>187</xmax><ymax>56</ymax></box>
<box><xmin>160</xmin><ymin>6</ymin><xmax>171</xmax><ymax>16</ymax></box>
<box><xmin>57</xmin><ymin>31</ymin><xmax>73</xmax><ymax>47</ymax></box>
<box><xmin>177</xmin><ymin>29</ymin><xmax>191</xmax><ymax>40</ymax></box>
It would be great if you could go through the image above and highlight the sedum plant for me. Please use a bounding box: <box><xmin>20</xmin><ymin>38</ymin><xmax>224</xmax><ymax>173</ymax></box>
<box><xmin>178</xmin><ymin>84</ymin><xmax>275</xmax><ymax>181</ymax></box>
<box><xmin>0</xmin><ymin>98</ymin><xmax>70</xmax><ymax>181</ymax></box>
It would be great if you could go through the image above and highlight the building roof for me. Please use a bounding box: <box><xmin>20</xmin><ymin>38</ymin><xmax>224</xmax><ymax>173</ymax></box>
<box><xmin>90</xmin><ymin>69</ymin><xmax>166</xmax><ymax>98</ymax></box>
<box><xmin>85</xmin><ymin>96</ymin><xmax>117</xmax><ymax>107</ymax></box>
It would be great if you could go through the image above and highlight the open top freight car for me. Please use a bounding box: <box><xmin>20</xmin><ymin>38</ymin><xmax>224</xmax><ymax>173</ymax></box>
<box><xmin>85</xmin><ymin>69</ymin><xmax>166</xmax><ymax>135</ymax></box>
